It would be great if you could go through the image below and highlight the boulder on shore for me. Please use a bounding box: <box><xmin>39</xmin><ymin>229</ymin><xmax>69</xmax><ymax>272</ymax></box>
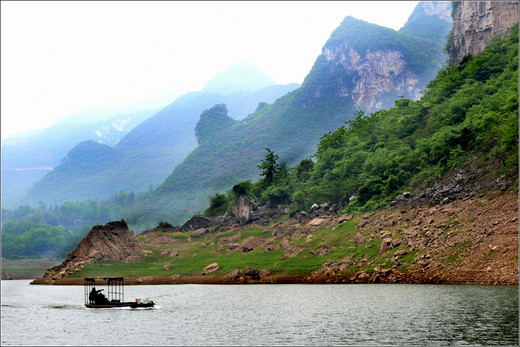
<box><xmin>202</xmin><ymin>262</ymin><xmax>220</xmax><ymax>275</ymax></box>
<box><xmin>241</xmin><ymin>236</ymin><xmax>265</xmax><ymax>252</ymax></box>
<box><xmin>181</xmin><ymin>216</ymin><xmax>213</xmax><ymax>232</ymax></box>
<box><xmin>231</xmin><ymin>195</ymin><xmax>254</xmax><ymax>225</ymax></box>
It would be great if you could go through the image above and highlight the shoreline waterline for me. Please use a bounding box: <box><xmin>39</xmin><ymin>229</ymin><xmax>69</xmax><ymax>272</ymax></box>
<box><xmin>28</xmin><ymin>270</ymin><xmax>519</xmax><ymax>286</ymax></box>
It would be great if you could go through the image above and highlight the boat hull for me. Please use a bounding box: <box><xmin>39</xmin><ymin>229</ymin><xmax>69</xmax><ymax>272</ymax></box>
<box><xmin>85</xmin><ymin>301</ymin><xmax>154</xmax><ymax>308</ymax></box>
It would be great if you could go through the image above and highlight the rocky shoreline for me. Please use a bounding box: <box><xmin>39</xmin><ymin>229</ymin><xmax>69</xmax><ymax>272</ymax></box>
<box><xmin>31</xmin><ymin>172</ymin><xmax>518</xmax><ymax>287</ymax></box>
<box><xmin>30</xmin><ymin>268</ymin><xmax>517</xmax><ymax>286</ymax></box>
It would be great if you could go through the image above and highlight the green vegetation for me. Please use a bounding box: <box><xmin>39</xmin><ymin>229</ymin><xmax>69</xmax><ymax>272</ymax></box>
<box><xmin>118</xmin><ymin>10</ymin><xmax>452</xmax><ymax>227</ymax></box>
<box><xmin>1</xmin><ymin>192</ymin><xmax>140</xmax><ymax>259</ymax></box>
<box><xmin>325</xmin><ymin>15</ymin><xmax>449</xmax><ymax>78</ymax></box>
<box><xmin>1</xmin><ymin>258</ymin><xmax>63</xmax><ymax>279</ymax></box>
<box><xmin>2</xmin><ymin>15</ymin><xmax>517</xmax><ymax>270</ymax></box>
<box><xmin>8</xmin><ymin>83</ymin><xmax>298</xmax><ymax>209</ymax></box>
<box><xmin>400</xmin><ymin>2</ymin><xmax>454</xmax><ymax>43</ymax></box>
<box><xmin>70</xmin><ymin>217</ymin><xmax>415</xmax><ymax>278</ymax></box>
<box><xmin>5</xmin><ymin>9</ymin><xmax>452</xmax><ymax>238</ymax></box>
<box><xmin>204</xmin><ymin>26</ymin><xmax>518</xmax><ymax>215</ymax></box>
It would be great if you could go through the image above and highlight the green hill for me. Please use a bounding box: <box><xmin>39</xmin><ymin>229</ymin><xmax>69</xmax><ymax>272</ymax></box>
<box><xmin>15</xmin><ymin>80</ymin><xmax>298</xmax><ymax>206</ymax></box>
<box><xmin>133</xmin><ymin>7</ymin><xmax>453</xmax><ymax>226</ymax></box>
<box><xmin>212</xmin><ymin>24</ymin><xmax>518</xmax><ymax>216</ymax></box>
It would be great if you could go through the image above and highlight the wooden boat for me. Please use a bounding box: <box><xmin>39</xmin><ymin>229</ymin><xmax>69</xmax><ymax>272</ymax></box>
<box><xmin>84</xmin><ymin>276</ymin><xmax>155</xmax><ymax>308</ymax></box>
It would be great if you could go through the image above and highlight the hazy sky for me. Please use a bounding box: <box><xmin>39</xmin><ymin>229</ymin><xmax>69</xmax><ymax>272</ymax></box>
<box><xmin>1</xmin><ymin>1</ymin><xmax>420</xmax><ymax>139</ymax></box>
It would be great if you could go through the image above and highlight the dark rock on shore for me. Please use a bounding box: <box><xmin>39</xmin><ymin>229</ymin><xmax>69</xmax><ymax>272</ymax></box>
<box><xmin>181</xmin><ymin>216</ymin><xmax>213</xmax><ymax>232</ymax></box>
<box><xmin>31</xmin><ymin>219</ymin><xmax>143</xmax><ymax>284</ymax></box>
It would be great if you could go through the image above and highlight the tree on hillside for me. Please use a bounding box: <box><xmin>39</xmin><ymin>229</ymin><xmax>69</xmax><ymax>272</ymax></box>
<box><xmin>258</xmin><ymin>148</ymin><xmax>281</xmax><ymax>184</ymax></box>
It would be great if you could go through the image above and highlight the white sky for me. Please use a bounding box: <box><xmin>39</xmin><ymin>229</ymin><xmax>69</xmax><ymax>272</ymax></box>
<box><xmin>1</xmin><ymin>1</ymin><xmax>420</xmax><ymax>139</ymax></box>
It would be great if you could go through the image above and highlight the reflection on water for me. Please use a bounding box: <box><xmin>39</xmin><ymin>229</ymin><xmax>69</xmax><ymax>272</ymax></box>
<box><xmin>1</xmin><ymin>280</ymin><xmax>518</xmax><ymax>346</ymax></box>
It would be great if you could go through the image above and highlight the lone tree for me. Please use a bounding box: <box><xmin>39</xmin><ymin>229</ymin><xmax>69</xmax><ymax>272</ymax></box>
<box><xmin>258</xmin><ymin>148</ymin><xmax>280</xmax><ymax>184</ymax></box>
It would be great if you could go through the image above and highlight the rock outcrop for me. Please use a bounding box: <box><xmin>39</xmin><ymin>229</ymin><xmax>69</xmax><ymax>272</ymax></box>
<box><xmin>68</xmin><ymin>219</ymin><xmax>142</xmax><ymax>261</ymax></box>
<box><xmin>231</xmin><ymin>195</ymin><xmax>254</xmax><ymax>225</ymax></box>
<box><xmin>309</xmin><ymin>2</ymin><xmax>452</xmax><ymax>111</ymax></box>
<box><xmin>181</xmin><ymin>216</ymin><xmax>213</xmax><ymax>232</ymax></box>
<box><xmin>32</xmin><ymin>219</ymin><xmax>143</xmax><ymax>284</ymax></box>
<box><xmin>202</xmin><ymin>262</ymin><xmax>220</xmax><ymax>275</ymax></box>
<box><xmin>447</xmin><ymin>1</ymin><xmax>519</xmax><ymax>64</ymax></box>
<box><xmin>320</xmin><ymin>45</ymin><xmax>421</xmax><ymax>110</ymax></box>
<box><xmin>241</xmin><ymin>236</ymin><xmax>265</xmax><ymax>252</ymax></box>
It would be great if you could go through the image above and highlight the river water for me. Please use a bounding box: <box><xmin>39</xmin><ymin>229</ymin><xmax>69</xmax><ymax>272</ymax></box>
<box><xmin>1</xmin><ymin>280</ymin><xmax>518</xmax><ymax>346</ymax></box>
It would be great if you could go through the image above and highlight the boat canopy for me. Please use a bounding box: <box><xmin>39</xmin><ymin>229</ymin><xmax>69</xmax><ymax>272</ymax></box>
<box><xmin>84</xmin><ymin>277</ymin><xmax>125</xmax><ymax>305</ymax></box>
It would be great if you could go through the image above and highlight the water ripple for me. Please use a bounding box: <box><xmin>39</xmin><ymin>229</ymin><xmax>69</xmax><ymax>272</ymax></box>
<box><xmin>1</xmin><ymin>281</ymin><xmax>518</xmax><ymax>346</ymax></box>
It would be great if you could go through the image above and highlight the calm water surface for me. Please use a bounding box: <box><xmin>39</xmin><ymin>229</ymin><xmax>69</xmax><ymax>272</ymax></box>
<box><xmin>1</xmin><ymin>280</ymin><xmax>518</xmax><ymax>346</ymax></box>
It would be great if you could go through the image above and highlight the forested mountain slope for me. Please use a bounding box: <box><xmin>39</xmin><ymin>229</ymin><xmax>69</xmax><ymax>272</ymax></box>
<box><xmin>35</xmin><ymin>25</ymin><xmax>519</xmax><ymax>285</ymax></box>
<box><xmin>135</xmin><ymin>3</ymin><xmax>453</xmax><ymax>225</ymax></box>
<box><xmin>206</xmin><ymin>24</ymin><xmax>518</xmax><ymax>217</ymax></box>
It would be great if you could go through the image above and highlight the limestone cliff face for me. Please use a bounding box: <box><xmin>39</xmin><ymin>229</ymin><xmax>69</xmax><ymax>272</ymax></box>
<box><xmin>322</xmin><ymin>46</ymin><xmax>421</xmax><ymax>110</ymax></box>
<box><xmin>32</xmin><ymin>219</ymin><xmax>143</xmax><ymax>284</ymax></box>
<box><xmin>307</xmin><ymin>1</ymin><xmax>452</xmax><ymax>111</ymax></box>
<box><xmin>448</xmin><ymin>1</ymin><xmax>519</xmax><ymax>64</ymax></box>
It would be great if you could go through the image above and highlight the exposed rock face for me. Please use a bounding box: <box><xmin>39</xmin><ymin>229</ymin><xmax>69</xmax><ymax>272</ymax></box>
<box><xmin>241</xmin><ymin>236</ymin><xmax>265</xmax><ymax>252</ymax></box>
<box><xmin>218</xmin><ymin>232</ymin><xmax>242</xmax><ymax>245</ymax></box>
<box><xmin>231</xmin><ymin>195</ymin><xmax>254</xmax><ymax>225</ymax></box>
<box><xmin>32</xmin><ymin>219</ymin><xmax>143</xmax><ymax>284</ymax></box>
<box><xmin>309</xmin><ymin>218</ymin><xmax>327</xmax><ymax>226</ymax></box>
<box><xmin>181</xmin><ymin>216</ymin><xmax>213</xmax><ymax>232</ymax></box>
<box><xmin>322</xmin><ymin>46</ymin><xmax>420</xmax><ymax>110</ymax></box>
<box><xmin>67</xmin><ymin>219</ymin><xmax>142</xmax><ymax>262</ymax></box>
<box><xmin>309</xmin><ymin>244</ymin><xmax>332</xmax><ymax>256</ymax></box>
<box><xmin>311</xmin><ymin>2</ymin><xmax>452</xmax><ymax>111</ymax></box>
<box><xmin>282</xmin><ymin>246</ymin><xmax>304</xmax><ymax>260</ymax></box>
<box><xmin>448</xmin><ymin>1</ymin><xmax>519</xmax><ymax>64</ymax></box>
<box><xmin>191</xmin><ymin>228</ymin><xmax>210</xmax><ymax>238</ymax></box>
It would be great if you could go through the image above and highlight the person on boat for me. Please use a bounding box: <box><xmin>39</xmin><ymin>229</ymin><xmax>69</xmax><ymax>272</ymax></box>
<box><xmin>89</xmin><ymin>287</ymin><xmax>107</xmax><ymax>304</ymax></box>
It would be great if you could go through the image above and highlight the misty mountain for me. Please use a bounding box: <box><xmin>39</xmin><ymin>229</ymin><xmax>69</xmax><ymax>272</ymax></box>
<box><xmin>11</xmin><ymin>65</ymin><xmax>298</xmax><ymax>207</ymax></box>
<box><xmin>201</xmin><ymin>61</ymin><xmax>276</xmax><ymax>95</ymax></box>
<box><xmin>399</xmin><ymin>1</ymin><xmax>453</xmax><ymax>41</ymax></box>
<box><xmin>1</xmin><ymin>108</ymin><xmax>158</xmax><ymax>199</ymax></box>
<box><xmin>133</xmin><ymin>1</ymin><xmax>453</xmax><ymax>225</ymax></box>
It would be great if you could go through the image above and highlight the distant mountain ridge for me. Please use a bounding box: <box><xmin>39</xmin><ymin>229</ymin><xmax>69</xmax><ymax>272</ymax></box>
<box><xmin>7</xmin><ymin>2</ymin><xmax>452</xmax><ymax>219</ymax></box>
<box><xmin>9</xmin><ymin>64</ymin><xmax>299</xmax><ymax>207</ymax></box>
<box><xmin>1</xmin><ymin>107</ymin><xmax>158</xmax><ymax>199</ymax></box>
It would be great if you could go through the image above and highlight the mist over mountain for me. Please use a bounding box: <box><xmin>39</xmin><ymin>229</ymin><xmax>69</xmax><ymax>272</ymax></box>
<box><xmin>132</xmin><ymin>1</ymin><xmax>453</xmax><ymax>225</ymax></box>
<box><xmin>8</xmin><ymin>64</ymin><xmax>298</xmax><ymax>207</ymax></box>
<box><xmin>201</xmin><ymin>61</ymin><xmax>276</xmax><ymax>95</ymax></box>
<box><xmin>399</xmin><ymin>1</ymin><xmax>453</xmax><ymax>41</ymax></box>
<box><xmin>1</xmin><ymin>107</ymin><xmax>158</xmax><ymax>199</ymax></box>
<box><xmin>5</xmin><ymin>2</ymin><xmax>452</xmax><ymax>216</ymax></box>
<box><xmin>3</xmin><ymin>0</ymin><xmax>518</xmax><ymax>291</ymax></box>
